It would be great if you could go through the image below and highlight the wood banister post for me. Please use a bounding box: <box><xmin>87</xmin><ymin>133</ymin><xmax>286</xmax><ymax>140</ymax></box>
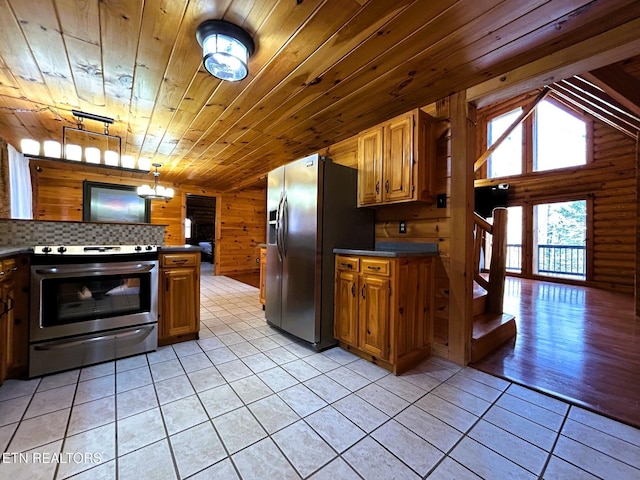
<box><xmin>486</xmin><ymin>207</ymin><xmax>508</xmax><ymax>313</ymax></box>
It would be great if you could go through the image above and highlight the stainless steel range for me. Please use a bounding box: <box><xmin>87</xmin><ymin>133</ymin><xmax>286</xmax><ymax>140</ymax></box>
<box><xmin>29</xmin><ymin>245</ymin><xmax>159</xmax><ymax>377</ymax></box>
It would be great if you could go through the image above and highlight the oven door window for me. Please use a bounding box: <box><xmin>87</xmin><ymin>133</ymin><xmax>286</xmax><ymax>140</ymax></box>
<box><xmin>41</xmin><ymin>272</ymin><xmax>152</xmax><ymax>327</ymax></box>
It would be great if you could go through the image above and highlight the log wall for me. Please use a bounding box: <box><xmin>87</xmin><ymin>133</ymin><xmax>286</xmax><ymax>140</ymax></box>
<box><xmin>475</xmin><ymin>102</ymin><xmax>637</xmax><ymax>292</ymax></box>
<box><xmin>25</xmin><ymin>158</ymin><xmax>266</xmax><ymax>275</ymax></box>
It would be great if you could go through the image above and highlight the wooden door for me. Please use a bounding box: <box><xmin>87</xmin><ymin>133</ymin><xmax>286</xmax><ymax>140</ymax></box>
<box><xmin>383</xmin><ymin>113</ymin><xmax>414</xmax><ymax>203</ymax></box>
<box><xmin>357</xmin><ymin>126</ymin><xmax>383</xmax><ymax>206</ymax></box>
<box><xmin>162</xmin><ymin>268</ymin><xmax>197</xmax><ymax>338</ymax></box>
<box><xmin>334</xmin><ymin>270</ymin><xmax>358</xmax><ymax>347</ymax></box>
<box><xmin>359</xmin><ymin>274</ymin><xmax>389</xmax><ymax>359</ymax></box>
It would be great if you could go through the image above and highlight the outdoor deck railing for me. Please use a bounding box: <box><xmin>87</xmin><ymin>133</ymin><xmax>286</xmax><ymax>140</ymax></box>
<box><xmin>506</xmin><ymin>244</ymin><xmax>585</xmax><ymax>277</ymax></box>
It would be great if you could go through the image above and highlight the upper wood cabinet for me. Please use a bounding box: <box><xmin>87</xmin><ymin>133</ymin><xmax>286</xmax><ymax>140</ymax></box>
<box><xmin>357</xmin><ymin>108</ymin><xmax>436</xmax><ymax>207</ymax></box>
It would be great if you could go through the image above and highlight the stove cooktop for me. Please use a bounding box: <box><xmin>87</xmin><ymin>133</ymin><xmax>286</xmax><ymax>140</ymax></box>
<box><xmin>33</xmin><ymin>245</ymin><xmax>158</xmax><ymax>255</ymax></box>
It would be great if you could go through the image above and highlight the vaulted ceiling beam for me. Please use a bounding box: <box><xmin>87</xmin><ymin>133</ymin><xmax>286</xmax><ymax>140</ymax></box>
<box><xmin>548</xmin><ymin>86</ymin><xmax>638</xmax><ymax>139</ymax></box>
<box><xmin>582</xmin><ymin>65</ymin><xmax>640</xmax><ymax>118</ymax></box>
<box><xmin>467</xmin><ymin>17</ymin><xmax>640</xmax><ymax>109</ymax></box>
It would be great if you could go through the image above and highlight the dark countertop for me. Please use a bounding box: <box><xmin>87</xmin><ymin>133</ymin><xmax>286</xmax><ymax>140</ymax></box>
<box><xmin>0</xmin><ymin>246</ymin><xmax>32</xmax><ymax>259</ymax></box>
<box><xmin>158</xmin><ymin>245</ymin><xmax>203</xmax><ymax>253</ymax></box>
<box><xmin>333</xmin><ymin>241</ymin><xmax>439</xmax><ymax>258</ymax></box>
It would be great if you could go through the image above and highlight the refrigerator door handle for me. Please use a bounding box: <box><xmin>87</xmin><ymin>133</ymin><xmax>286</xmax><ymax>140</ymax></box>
<box><xmin>276</xmin><ymin>191</ymin><xmax>284</xmax><ymax>262</ymax></box>
<box><xmin>281</xmin><ymin>193</ymin><xmax>289</xmax><ymax>258</ymax></box>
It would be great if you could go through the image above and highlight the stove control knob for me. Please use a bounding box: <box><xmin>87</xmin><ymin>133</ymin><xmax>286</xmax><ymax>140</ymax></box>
<box><xmin>42</xmin><ymin>246</ymin><xmax>52</xmax><ymax>254</ymax></box>
<box><xmin>135</xmin><ymin>245</ymin><xmax>142</xmax><ymax>252</ymax></box>
<box><xmin>57</xmin><ymin>246</ymin><xmax>67</xmax><ymax>254</ymax></box>
<box><xmin>145</xmin><ymin>245</ymin><xmax>153</xmax><ymax>251</ymax></box>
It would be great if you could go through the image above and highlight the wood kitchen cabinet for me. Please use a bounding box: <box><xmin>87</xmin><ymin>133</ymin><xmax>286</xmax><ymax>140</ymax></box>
<box><xmin>334</xmin><ymin>254</ymin><xmax>434</xmax><ymax>374</ymax></box>
<box><xmin>357</xmin><ymin>108</ymin><xmax>436</xmax><ymax>207</ymax></box>
<box><xmin>0</xmin><ymin>254</ymin><xmax>29</xmax><ymax>384</ymax></box>
<box><xmin>158</xmin><ymin>252</ymin><xmax>200</xmax><ymax>346</ymax></box>
<box><xmin>334</xmin><ymin>256</ymin><xmax>360</xmax><ymax>348</ymax></box>
<box><xmin>259</xmin><ymin>246</ymin><xmax>266</xmax><ymax>308</ymax></box>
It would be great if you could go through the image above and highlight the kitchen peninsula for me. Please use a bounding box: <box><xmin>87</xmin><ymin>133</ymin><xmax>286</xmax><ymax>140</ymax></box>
<box><xmin>333</xmin><ymin>242</ymin><xmax>439</xmax><ymax>375</ymax></box>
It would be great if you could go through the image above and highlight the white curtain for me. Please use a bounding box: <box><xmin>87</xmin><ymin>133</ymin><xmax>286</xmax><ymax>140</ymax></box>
<box><xmin>8</xmin><ymin>144</ymin><xmax>32</xmax><ymax>219</ymax></box>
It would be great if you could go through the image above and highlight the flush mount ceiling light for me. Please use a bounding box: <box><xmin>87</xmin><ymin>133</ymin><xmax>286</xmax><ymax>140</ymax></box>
<box><xmin>196</xmin><ymin>19</ymin><xmax>255</xmax><ymax>81</ymax></box>
<box><xmin>137</xmin><ymin>163</ymin><xmax>174</xmax><ymax>201</ymax></box>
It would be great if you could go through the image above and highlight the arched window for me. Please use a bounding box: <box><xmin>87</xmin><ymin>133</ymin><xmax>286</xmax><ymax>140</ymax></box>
<box><xmin>534</xmin><ymin>100</ymin><xmax>587</xmax><ymax>172</ymax></box>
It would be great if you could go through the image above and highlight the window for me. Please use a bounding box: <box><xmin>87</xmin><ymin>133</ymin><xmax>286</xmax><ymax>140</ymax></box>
<box><xmin>533</xmin><ymin>200</ymin><xmax>586</xmax><ymax>280</ymax></box>
<box><xmin>487</xmin><ymin>108</ymin><xmax>522</xmax><ymax>178</ymax></box>
<box><xmin>505</xmin><ymin>206</ymin><xmax>523</xmax><ymax>274</ymax></box>
<box><xmin>534</xmin><ymin>100</ymin><xmax>586</xmax><ymax>172</ymax></box>
<box><xmin>486</xmin><ymin>99</ymin><xmax>587</xmax><ymax>179</ymax></box>
<box><xmin>185</xmin><ymin>217</ymin><xmax>192</xmax><ymax>240</ymax></box>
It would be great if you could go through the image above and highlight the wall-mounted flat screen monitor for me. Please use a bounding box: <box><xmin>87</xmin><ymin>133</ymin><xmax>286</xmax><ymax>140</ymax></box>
<box><xmin>474</xmin><ymin>184</ymin><xmax>509</xmax><ymax>219</ymax></box>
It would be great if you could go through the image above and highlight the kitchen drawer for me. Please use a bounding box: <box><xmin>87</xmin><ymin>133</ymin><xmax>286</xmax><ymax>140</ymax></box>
<box><xmin>0</xmin><ymin>258</ymin><xmax>16</xmax><ymax>282</ymax></box>
<box><xmin>336</xmin><ymin>256</ymin><xmax>360</xmax><ymax>272</ymax></box>
<box><xmin>361</xmin><ymin>258</ymin><xmax>390</xmax><ymax>276</ymax></box>
<box><xmin>161</xmin><ymin>253</ymin><xmax>198</xmax><ymax>268</ymax></box>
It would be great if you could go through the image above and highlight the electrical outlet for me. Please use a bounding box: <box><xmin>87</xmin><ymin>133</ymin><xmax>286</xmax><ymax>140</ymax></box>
<box><xmin>399</xmin><ymin>220</ymin><xmax>407</xmax><ymax>234</ymax></box>
<box><xmin>436</xmin><ymin>193</ymin><xmax>447</xmax><ymax>208</ymax></box>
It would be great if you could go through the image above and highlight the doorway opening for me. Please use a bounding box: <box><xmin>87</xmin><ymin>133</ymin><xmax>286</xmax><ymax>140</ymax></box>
<box><xmin>186</xmin><ymin>194</ymin><xmax>217</xmax><ymax>268</ymax></box>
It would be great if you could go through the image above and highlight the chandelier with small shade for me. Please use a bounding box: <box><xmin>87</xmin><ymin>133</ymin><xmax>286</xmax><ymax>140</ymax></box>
<box><xmin>137</xmin><ymin>163</ymin><xmax>174</xmax><ymax>201</ymax></box>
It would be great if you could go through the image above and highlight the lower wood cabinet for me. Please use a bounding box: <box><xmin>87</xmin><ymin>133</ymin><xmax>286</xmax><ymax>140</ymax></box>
<box><xmin>0</xmin><ymin>254</ymin><xmax>29</xmax><ymax>385</ymax></box>
<box><xmin>259</xmin><ymin>246</ymin><xmax>266</xmax><ymax>308</ymax></box>
<box><xmin>334</xmin><ymin>254</ymin><xmax>434</xmax><ymax>375</ymax></box>
<box><xmin>158</xmin><ymin>252</ymin><xmax>200</xmax><ymax>346</ymax></box>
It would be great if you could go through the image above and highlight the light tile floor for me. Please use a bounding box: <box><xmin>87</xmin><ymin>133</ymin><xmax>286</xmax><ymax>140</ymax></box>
<box><xmin>1</xmin><ymin>274</ymin><xmax>639</xmax><ymax>479</ymax></box>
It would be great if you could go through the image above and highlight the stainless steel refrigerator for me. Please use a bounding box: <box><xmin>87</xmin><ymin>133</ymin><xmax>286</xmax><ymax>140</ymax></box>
<box><xmin>266</xmin><ymin>153</ymin><xmax>374</xmax><ymax>349</ymax></box>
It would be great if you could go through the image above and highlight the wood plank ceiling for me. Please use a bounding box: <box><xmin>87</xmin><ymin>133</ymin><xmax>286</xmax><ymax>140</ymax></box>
<box><xmin>0</xmin><ymin>0</ymin><xmax>639</xmax><ymax>191</ymax></box>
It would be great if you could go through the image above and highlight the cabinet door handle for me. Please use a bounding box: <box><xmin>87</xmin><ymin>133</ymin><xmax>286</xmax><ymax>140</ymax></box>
<box><xmin>340</xmin><ymin>262</ymin><xmax>352</xmax><ymax>269</ymax></box>
<box><xmin>361</xmin><ymin>285</ymin><xmax>366</xmax><ymax>300</ymax></box>
<box><xmin>172</xmin><ymin>259</ymin><xmax>188</xmax><ymax>264</ymax></box>
<box><xmin>375</xmin><ymin>181</ymin><xmax>380</xmax><ymax>194</ymax></box>
<box><xmin>367</xmin><ymin>266</ymin><xmax>381</xmax><ymax>271</ymax></box>
<box><xmin>351</xmin><ymin>283</ymin><xmax>355</xmax><ymax>297</ymax></box>
<box><xmin>385</xmin><ymin>179</ymin><xmax>389</xmax><ymax>193</ymax></box>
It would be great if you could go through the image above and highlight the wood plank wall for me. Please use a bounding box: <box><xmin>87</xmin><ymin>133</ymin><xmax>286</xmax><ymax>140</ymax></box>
<box><xmin>321</xmin><ymin>109</ymin><xmax>454</xmax><ymax>356</ymax></box>
<box><xmin>0</xmin><ymin>138</ymin><xmax>9</xmax><ymax>217</ymax></box>
<box><xmin>24</xmin><ymin>158</ymin><xmax>266</xmax><ymax>275</ymax></box>
<box><xmin>218</xmin><ymin>186</ymin><xmax>266</xmax><ymax>276</ymax></box>
<box><xmin>475</xmin><ymin>97</ymin><xmax>637</xmax><ymax>292</ymax></box>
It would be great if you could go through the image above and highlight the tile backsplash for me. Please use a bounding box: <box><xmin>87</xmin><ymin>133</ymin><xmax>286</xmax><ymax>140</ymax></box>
<box><xmin>0</xmin><ymin>219</ymin><xmax>166</xmax><ymax>246</ymax></box>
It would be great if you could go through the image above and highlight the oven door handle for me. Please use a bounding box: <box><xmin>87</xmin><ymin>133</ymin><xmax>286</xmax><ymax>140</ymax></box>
<box><xmin>32</xmin><ymin>325</ymin><xmax>155</xmax><ymax>351</ymax></box>
<box><xmin>34</xmin><ymin>263</ymin><xmax>156</xmax><ymax>275</ymax></box>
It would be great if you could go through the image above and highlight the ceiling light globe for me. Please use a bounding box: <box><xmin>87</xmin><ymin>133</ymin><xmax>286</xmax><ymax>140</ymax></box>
<box><xmin>196</xmin><ymin>20</ymin><xmax>254</xmax><ymax>82</ymax></box>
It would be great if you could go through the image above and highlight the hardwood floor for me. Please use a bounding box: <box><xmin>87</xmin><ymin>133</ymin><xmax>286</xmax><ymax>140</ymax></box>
<box><xmin>226</xmin><ymin>271</ymin><xmax>260</xmax><ymax>288</ymax></box>
<box><xmin>471</xmin><ymin>277</ymin><xmax>640</xmax><ymax>428</ymax></box>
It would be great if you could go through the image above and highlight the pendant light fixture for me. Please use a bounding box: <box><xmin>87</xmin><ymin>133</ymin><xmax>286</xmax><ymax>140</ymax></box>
<box><xmin>137</xmin><ymin>163</ymin><xmax>174</xmax><ymax>201</ymax></box>
<box><xmin>196</xmin><ymin>20</ymin><xmax>255</xmax><ymax>81</ymax></box>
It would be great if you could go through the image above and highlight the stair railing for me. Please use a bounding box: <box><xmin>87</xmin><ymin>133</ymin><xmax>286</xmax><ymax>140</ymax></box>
<box><xmin>473</xmin><ymin>207</ymin><xmax>508</xmax><ymax>314</ymax></box>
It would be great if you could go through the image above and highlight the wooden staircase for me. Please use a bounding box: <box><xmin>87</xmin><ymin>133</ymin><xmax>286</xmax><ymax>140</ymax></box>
<box><xmin>471</xmin><ymin>208</ymin><xmax>516</xmax><ymax>362</ymax></box>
